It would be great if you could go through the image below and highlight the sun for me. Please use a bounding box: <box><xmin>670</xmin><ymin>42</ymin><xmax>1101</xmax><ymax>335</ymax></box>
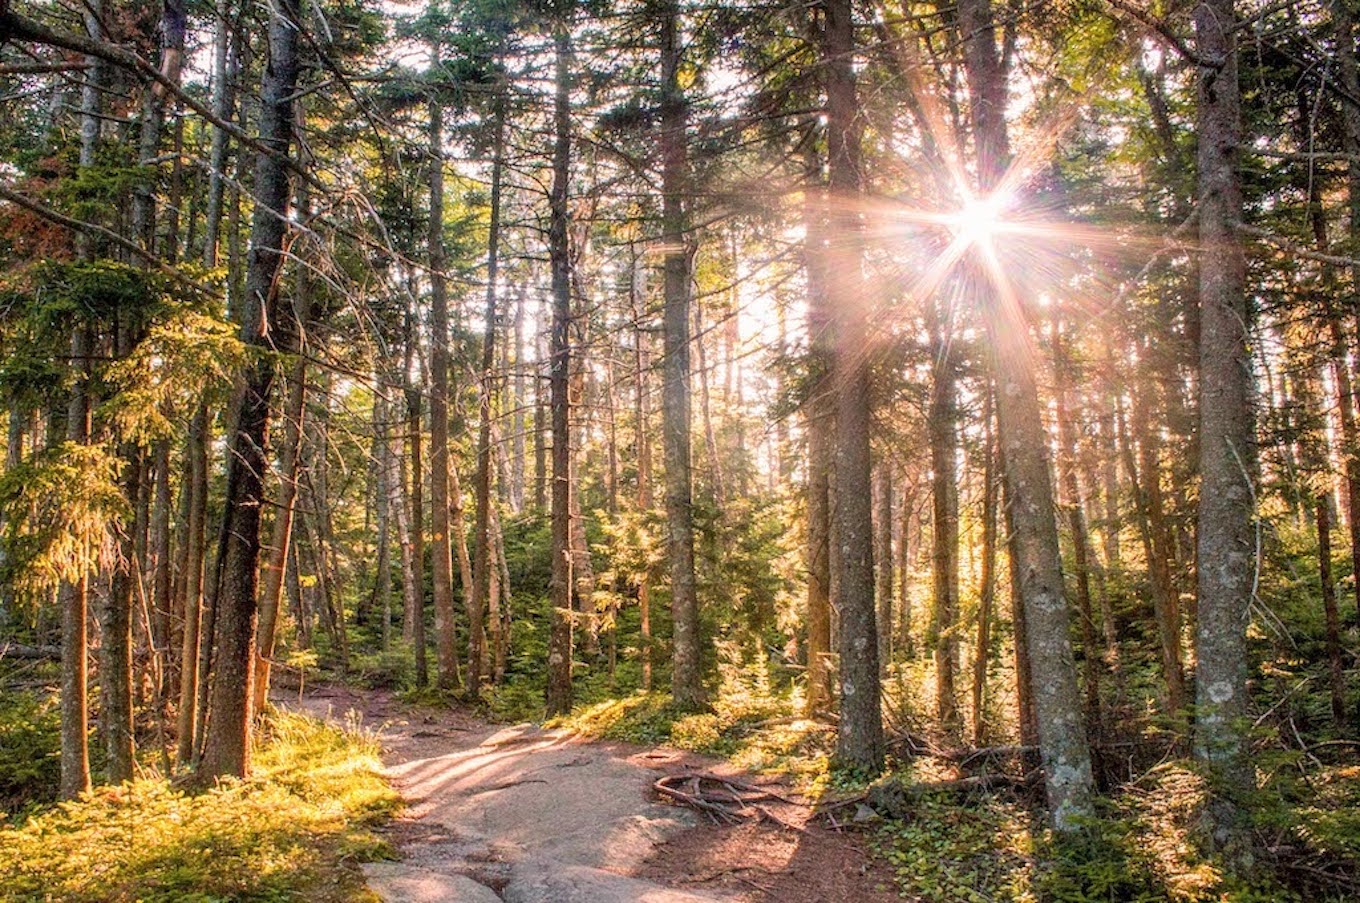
<box><xmin>951</xmin><ymin>192</ymin><xmax>1011</xmax><ymax>248</ymax></box>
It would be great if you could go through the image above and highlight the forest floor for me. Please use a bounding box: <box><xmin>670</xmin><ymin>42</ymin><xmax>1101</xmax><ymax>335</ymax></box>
<box><xmin>286</xmin><ymin>684</ymin><xmax>899</xmax><ymax>903</ymax></box>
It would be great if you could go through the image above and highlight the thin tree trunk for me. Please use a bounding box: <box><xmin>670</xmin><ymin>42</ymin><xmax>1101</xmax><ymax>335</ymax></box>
<box><xmin>803</xmin><ymin>141</ymin><xmax>834</xmax><ymax>717</ymax></box>
<box><xmin>59</xmin><ymin>325</ymin><xmax>92</xmax><ymax>798</ymax></box>
<box><xmin>971</xmin><ymin>388</ymin><xmax>998</xmax><ymax>746</ymax></box>
<box><xmin>545</xmin><ymin>25</ymin><xmax>575</xmax><ymax>717</ymax></box>
<box><xmin>406</xmin><ymin>299</ymin><xmax>428</xmax><ymax>687</ymax></box>
<box><xmin>1123</xmin><ymin>376</ymin><xmax>1186</xmax><ymax>714</ymax></box>
<box><xmin>875</xmin><ymin>465</ymin><xmax>894</xmax><ymax>674</ymax></box>
<box><xmin>469</xmin><ymin>77</ymin><xmax>505</xmax><ymax>692</ymax></box>
<box><xmin>426</xmin><ymin>88</ymin><xmax>462</xmax><ymax>692</ymax></box>
<box><xmin>252</xmin><ymin>333</ymin><xmax>308</xmax><ymax>715</ymax></box>
<box><xmin>175</xmin><ymin>406</ymin><xmax>207</xmax><ymax>766</ymax></box>
<box><xmin>635</xmin><ymin>296</ymin><xmax>654</xmax><ymax>692</ymax></box>
<box><xmin>928</xmin><ymin>297</ymin><xmax>960</xmax><ymax>734</ymax></box>
<box><xmin>660</xmin><ymin>0</ymin><xmax>701</xmax><ymax>710</ymax></box>
<box><xmin>1051</xmin><ymin>311</ymin><xmax>1103</xmax><ymax>735</ymax></box>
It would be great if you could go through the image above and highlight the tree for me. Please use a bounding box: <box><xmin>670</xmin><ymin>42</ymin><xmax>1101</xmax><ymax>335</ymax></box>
<box><xmin>545</xmin><ymin>21</ymin><xmax>576</xmax><ymax>717</ymax></box>
<box><xmin>957</xmin><ymin>0</ymin><xmax>1095</xmax><ymax>829</ymax></box>
<box><xmin>821</xmin><ymin>0</ymin><xmax>883</xmax><ymax>774</ymax></box>
<box><xmin>1192</xmin><ymin>0</ymin><xmax>1254</xmax><ymax>829</ymax></box>
<box><xmin>199</xmin><ymin>0</ymin><xmax>302</xmax><ymax>780</ymax></box>
<box><xmin>651</xmin><ymin>0</ymin><xmax>701</xmax><ymax>710</ymax></box>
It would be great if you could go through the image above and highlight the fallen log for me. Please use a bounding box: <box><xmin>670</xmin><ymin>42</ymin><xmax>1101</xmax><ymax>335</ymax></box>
<box><xmin>0</xmin><ymin>642</ymin><xmax>60</xmax><ymax>660</ymax></box>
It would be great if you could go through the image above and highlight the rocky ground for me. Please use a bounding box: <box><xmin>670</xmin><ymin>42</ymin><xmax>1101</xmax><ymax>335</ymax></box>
<box><xmin>287</xmin><ymin>685</ymin><xmax>898</xmax><ymax>903</ymax></box>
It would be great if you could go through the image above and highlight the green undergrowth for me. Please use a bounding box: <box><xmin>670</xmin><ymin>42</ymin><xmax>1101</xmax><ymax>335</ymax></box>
<box><xmin>552</xmin><ymin>680</ymin><xmax>839</xmax><ymax>790</ymax></box>
<box><xmin>872</xmin><ymin>760</ymin><xmax>1360</xmax><ymax>903</ymax></box>
<box><xmin>0</xmin><ymin>690</ymin><xmax>61</xmax><ymax>821</ymax></box>
<box><xmin>0</xmin><ymin>710</ymin><xmax>399</xmax><ymax>903</ymax></box>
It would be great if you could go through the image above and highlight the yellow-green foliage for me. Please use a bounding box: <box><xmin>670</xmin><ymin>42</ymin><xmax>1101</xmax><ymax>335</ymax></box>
<box><xmin>555</xmin><ymin>678</ymin><xmax>835</xmax><ymax>790</ymax></box>
<box><xmin>0</xmin><ymin>711</ymin><xmax>398</xmax><ymax>903</ymax></box>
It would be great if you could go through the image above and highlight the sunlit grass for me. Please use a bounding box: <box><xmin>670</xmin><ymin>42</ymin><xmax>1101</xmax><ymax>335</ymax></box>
<box><xmin>0</xmin><ymin>711</ymin><xmax>398</xmax><ymax>903</ymax></box>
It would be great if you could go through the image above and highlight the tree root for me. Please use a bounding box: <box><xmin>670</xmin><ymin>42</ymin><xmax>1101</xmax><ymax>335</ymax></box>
<box><xmin>654</xmin><ymin>773</ymin><xmax>804</xmax><ymax>830</ymax></box>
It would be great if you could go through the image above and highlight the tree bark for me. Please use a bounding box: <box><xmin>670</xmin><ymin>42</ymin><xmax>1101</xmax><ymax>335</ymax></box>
<box><xmin>545</xmin><ymin>25</ymin><xmax>575</xmax><ymax>717</ymax></box>
<box><xmin>821</xmin><ymin>0</ymin><xmax>883</xmax><ymax>774</ymax></box>
<box><xmin>972</xmin><ymin>387</ymin><xmax>998</xmax><ymax>746</ymax></box>
<box><xmin>803</xmin><ymin>140</ymin><xmax>834</xmax><ymax>717</ymax></box>
<box><xmin>1192</xmin><ymin>0</ymin><xmax>1253</xmax><ymax>812</ymax></box>
<box><xmin>426</xmin><ymin>90</ymin><xmax>462</xmax><ymax>693</ymax></box>
<box><xmin>198</xmin><ymin>0</ymin><xmax>300</xmax><ymax>780</ymax></box>
<box><xmin>59</xmin><ymin>325</ymin><xmax>92</xmax><ymax>798</ymax></box>
<box><xmin>175</xmin><ymin>405</ymin><xmax>208</xmax><ymax>766</ymax></box>
<box><xmin>958</xmin><ymin>0</ymin><xmax>1094</xmax><ymax>828</ymax></box>
<box><xmin>928</xmin><ymin>296</ymin><xmax>960</xmax><ymax>734</ymax></box>
<box><xmin>469</xmin><ymin>77</ymin><xmax>507</xmax><ymax>694</ymax></box>
<box><xmin>252</xmin><ymin>326</ymin><xmax>308</xmax><ymax>715</ymax></box>
<box><xmin>660</xmin><ymin>0</ymin><xmax>702</xmax><ymax>711</ymax></box>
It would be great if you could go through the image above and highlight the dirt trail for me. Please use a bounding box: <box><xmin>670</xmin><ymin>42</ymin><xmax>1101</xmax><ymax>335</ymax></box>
<box><xmin>288</xmin><ymin>686</ymin><xmax>897</xmax><ymax>903</ymax></box>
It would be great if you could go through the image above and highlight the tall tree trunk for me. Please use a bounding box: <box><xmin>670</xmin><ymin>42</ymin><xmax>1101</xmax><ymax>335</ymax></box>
<box><xmin>928</xmin><ymin>296</ymin><xmax>960</xmax><ymax>733</ymax></box>
<box><xmin>59</xmin><ymin>0</ymin><xmax>105</xmax><ymax>795</ymax></box>
<box><xmin>1336</xmin><ymin>0</ymin><xmax>1360</xmax><ymax>631</ymax></box>
<box><xmin>252</xmin><ymin>329</ymin><xmax>308</xmax><ymax>716</ymax></box>
<box><xmin>59</xmin><ymin>325</ymin><xmax>92</xmax><ymax>798</ymax></box>
<box><xmin>175</xmin><ymin>406</ymin><xmax>208</xmax><ymax>766</ymax></box>
<box><xmin>374</xmin><ymin>396</ymin><xmax>394</xmax><ymax>650</ymax></box>
<box><xmin>1193</xmin><ymin>0</ymin><xmax>1254</xmax><ymax>820</ymax></box>
<box><xmin>1051</xmin><ymin>311</ymin><xmax>1103</xmax><ymax>735</ymax></box>
<box><xmin>959</xmin><ymin>0</ymin><xmax>1094</xmax><ymax>828</ymax></box>
<box><xmin>822</xmin><ymin>0</ymin><xmax>883</xmax><ymax>774</ymax></box>
<box><xmin>971</xmin><ymin>387</ymin><xmax>998</xmax><ymax>746</ymax></box>
<box><xmin>545</xmin><ymin>25</ymin><xmax>575</xmax><ymax>717</ymax></box>
<box><xmin>198</xmin><ymin>0</ymin><xmax>300</xmax><ymax>780</ymax></box>
<box><xmin>803</xmin><ymin>140</ymin><xmax>834</xmax><ymax>717</ymax></box>
<box><xmin>875</xmin><ymin>465</ymin><xmax>894</xmax><ymax>674</ymax></box>
<box><xmin>469</xmin><ymin>80</ymin><xmax>506</xmax><ymax>694</ymax></box>
<box><xmin>660</xmin><ymin>0</ymin><xmax>701</xmax><ymax>710</ymax></box>
<box><xmin>406</xmin><ymin>299</ymin><xmax>428</xmax><ymax>688</ymax></box>
<box><xmin>635</xmin><ymin>293</ymin><xmax>654</xmax><ymax>692</ymax></box>
<box><xmin>426</xmin><ymin>89</ymin><xmax>462</xmax><ymax>693</ymax></box>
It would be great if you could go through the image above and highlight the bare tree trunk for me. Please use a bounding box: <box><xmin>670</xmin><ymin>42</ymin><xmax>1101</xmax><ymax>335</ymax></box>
<box><xmin>959</xmin><ymin>0</ymin><xmax>1093</xmax><ymax>828</ymax></box>
<box><xmin>1336</xmin><ymin>0</ymin><xmax>1360</xmax><ymax>633</ymax></box>
<box><xmin>635</xmin><ymin>292</ymin><xmax>654</xmax><ymax>692</ymax></box>
<box><xmin>59</xmin><ymin>325</ymin><xmax>92</xmax><ymax>798</ymax></box>
<box><xmin>252</xmin><ymin>338</ymin><xmax>308</xmax><ymax>715</ymax></box>
<box><xmin>971</xmin><ymin>388</ymin><xmax>997</xmax><ymax>746</ymax></box>
<box><xmin>406</xmin><ymin>299</ymin><xmax>428</xmax><ymax>687</ymax></box>
<box><xmin>545</xmin><ymin>25</ymin><xmax>575</xmax><ymax>717</ymax></box>
<box><xmin>928</xmin><ymin>297</ymin><xmax>960</xmax><ymax>734</ymax></box>
<box><xmin>875</xmin><ymin>465</ymin><xmax>894</xmax><ymax>674</ymax></box>
<box><xmin>660</xmin><ymin>0</ymin><xmax>701</xmax><ymax>711</ymax></box>
<box><xmin>1051</xmin><ymin>311</ymin><xmax>1103</xmax><ymax>736</ymax></box>
<box><xmin>176</xmin><ymin>406</ymin><xmax>207</xmax><ymax>767</ymax></box>
<box><xmin>820</xmin><ymin>0</ymin><xmax>883</xmax><ymax>774</ymax></box>
<box><xmin>470</xmin><ymin>80</ymin><xmax>506</xmax><ymax>690</ymax></box>
<box><xmin>1193</xmin><ymin>0</ymin><xmax>1254</xmax><ymax>822</ymax></box>
<box><xmin>803</xmin><ymin>142</ymin><xmax>834</xmax><ymax>717</ymax></box>
<box><xmin>199</xmin><ymin>0</ymin><xmax>300</xmax><ymax>780</ymax></box>
<box><xmin>426</xmin><ymin>88</ymin><xmax>462</xmax><ymax>693</ymax></box>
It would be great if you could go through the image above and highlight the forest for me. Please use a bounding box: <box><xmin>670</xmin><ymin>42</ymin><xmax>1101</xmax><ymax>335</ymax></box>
<box><xmin>0</xmin><ymin>0</ymin><xmax>1359</xmax><ymax>899</ymax></box>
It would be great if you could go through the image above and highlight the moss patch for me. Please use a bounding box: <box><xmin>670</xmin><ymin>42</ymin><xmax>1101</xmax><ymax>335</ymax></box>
<box><xmin>0</xmin><ymin>711</ymin><xmax>399</xmax><ymax>903</ymax></box>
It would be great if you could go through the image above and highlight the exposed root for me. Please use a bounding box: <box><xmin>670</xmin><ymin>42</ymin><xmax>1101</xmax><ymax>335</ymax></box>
<box><xmin>654</xmin><ymin>772</ymin><xmax>804</xmax><ymax>829</ymax></box>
